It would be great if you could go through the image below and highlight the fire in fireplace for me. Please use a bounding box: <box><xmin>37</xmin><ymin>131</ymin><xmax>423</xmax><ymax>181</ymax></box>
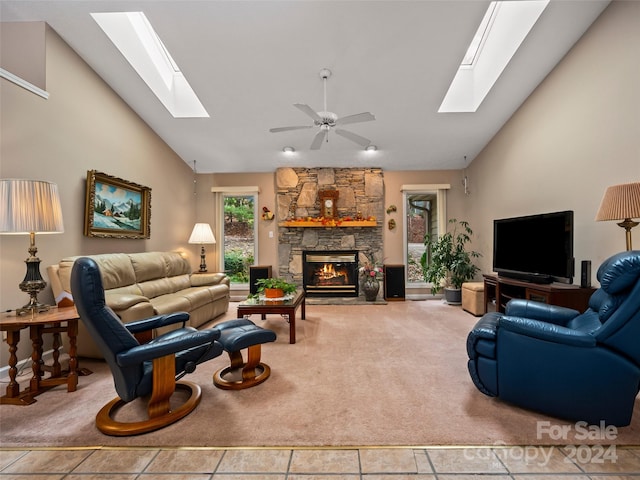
<box><xmin>303</xmin><ymin>250</ymin><xmax>359</xmax><ymax>297</ymax></box>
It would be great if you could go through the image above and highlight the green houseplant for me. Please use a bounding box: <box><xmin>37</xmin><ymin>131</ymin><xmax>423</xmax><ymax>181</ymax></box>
<box><xmin>254</xmin><ymin>277</ymin><xmax>297</xmax><ymax>298</ymax></box>
<box><xmin>420</xmin><ymin>218</ymin><xmax>481</xmax><ymax>304</ymax></box>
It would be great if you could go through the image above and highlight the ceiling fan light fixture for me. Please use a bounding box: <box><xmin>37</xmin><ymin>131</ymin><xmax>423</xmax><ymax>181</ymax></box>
<box><xmin>283</xmin><ymin>146</ymin><xmax>295</xmax><ymax>154</ymax></box>
<box><xmin>270</xmin><ymin>68</ymin><xmax>375</xmax><ymax>150</ymax></box>
<box><xmin>365</xmin><ymin>145</ymin><xmax>378</xmax><ymax>152</ymax></box>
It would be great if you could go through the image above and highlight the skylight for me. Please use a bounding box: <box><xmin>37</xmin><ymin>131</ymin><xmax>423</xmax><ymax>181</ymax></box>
<box><xmin>91</xmin><ymin>11</ymin><xmax>209</xmax><ymax>118</ymax></box>
<box><xmin>439</xmin><ymin>0</ymin><xmax>550</xmax><ymax>113</ymax></box>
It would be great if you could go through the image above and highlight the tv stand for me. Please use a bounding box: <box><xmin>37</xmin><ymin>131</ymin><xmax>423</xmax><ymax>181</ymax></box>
<box><xmin>483</xmin><ymin>273</ymin><xmax>595</xmax><ymax>314</ymax></box>
<box><xmin>498</xmin><ymin>271</ymin><xmax>554</xmax><ymax>284</ymax></box>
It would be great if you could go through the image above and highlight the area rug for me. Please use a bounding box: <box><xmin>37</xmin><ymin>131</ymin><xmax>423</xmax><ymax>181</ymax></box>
<box><xmin>1</xmin><ymin>300</ymin><xmax>638</xmax><ymax>448</ymax></box>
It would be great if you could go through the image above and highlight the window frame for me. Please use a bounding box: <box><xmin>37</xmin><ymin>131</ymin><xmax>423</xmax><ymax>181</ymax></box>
<box><xmin>402</xmin><ymin>184</ymin><xmax>450</xmax><ymax>287</ymax></box>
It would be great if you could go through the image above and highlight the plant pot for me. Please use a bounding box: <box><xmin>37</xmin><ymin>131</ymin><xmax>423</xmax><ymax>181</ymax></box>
<box><xmin>264</xmin><ymin>288</ymin><xmax>284</xmax><ymax>298</ymax></box>
<box><xmin>362</xmin><ymin>278</ymin><xmax>380</xmax><ymax>302</ymax></box>
<box><xmin>444</xmin><ymin>287</ymin><xmax>462</xmax><ymax>305</ymax></box>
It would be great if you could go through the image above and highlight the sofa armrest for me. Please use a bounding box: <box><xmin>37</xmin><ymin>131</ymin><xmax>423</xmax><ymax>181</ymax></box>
<box><xmin>190</xmin><ymin>272</ymin><xmax>229</xmax><ymax>287</ymax></box>
<box><xmin>125</xmin><ymin>312</ymin><xmax>190</xmax><ymax>334</ymax></box>
<box><xmin>505</xmin><ymin>299</ymin><xmax>580</xmax><ymax>326</ymax></box>
<box><xmin>499</xmin><ymin>315</ymin><xmax>596</xmax><ymax>347</ymax></box>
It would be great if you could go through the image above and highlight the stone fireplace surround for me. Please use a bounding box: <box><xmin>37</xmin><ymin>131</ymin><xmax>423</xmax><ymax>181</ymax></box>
<box><xmin>276</xmin><ymin>167</ymin><xmax>384</xmax><ymax>295</ymax></box>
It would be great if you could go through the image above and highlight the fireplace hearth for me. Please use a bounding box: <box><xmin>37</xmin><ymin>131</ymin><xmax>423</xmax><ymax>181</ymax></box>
<box><xmin>303</xmin><ymin>250</ymin><xmax>359</xmax><ymax>297</ymax></box>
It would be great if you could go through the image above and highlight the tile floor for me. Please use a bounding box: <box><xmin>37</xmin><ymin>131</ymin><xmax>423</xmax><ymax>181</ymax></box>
<box><xmin>0</xmin><ymin>445</ymin><xmax>639</xmax><ymax>478</ymax></box>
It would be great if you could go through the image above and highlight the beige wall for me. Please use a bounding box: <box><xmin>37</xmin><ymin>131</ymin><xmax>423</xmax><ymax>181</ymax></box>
<box><xmin>1</xmin><ymin>26</ymin><xmax>196</xmax><ymax>364</ymax></box>
<box><xmin>466</xmin><ymin>1</ymin><xmax>640</xmax><ymax>284</ymax></box>
<box><xmin>0</xmin><ymin>22</ymin><xmax>46</xmax><ymax>90</ymax></box>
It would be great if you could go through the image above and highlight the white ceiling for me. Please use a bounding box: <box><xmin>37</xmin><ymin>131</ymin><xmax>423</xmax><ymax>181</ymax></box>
<box><xmin>1</xmin><ymin>1</ymin><xmax>610</xmax><ymax>173</ymax></box>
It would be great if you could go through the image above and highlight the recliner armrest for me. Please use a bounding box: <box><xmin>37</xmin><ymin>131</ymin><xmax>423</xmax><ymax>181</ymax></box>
<box><xmin>116</xmin><ymin>329</ymin><xmax>220</xmax><ymax>367</ymax></box>
<box><xmin>499</xmin><ymin>316</ymin><xmax>596</xmax><ymax>347</ymax></box>
<box><xmin>125</xmin><ymin>312</ymin><xmax>190</xmax><ymax>334</ymax></box>
<box><xmin>505</xmin><ymin>299</ymin><xmax>580</xmax><ymax>326</ymax></box>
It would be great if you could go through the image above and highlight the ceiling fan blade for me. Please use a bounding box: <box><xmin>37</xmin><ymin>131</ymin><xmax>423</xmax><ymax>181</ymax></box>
<box><xmin>269</xmin><ymin>125</ymin><xmax>313</xmax><ymax>133</ymax></box>
<box><xmin>335</xmin><ymin>129</ymin><xmax>371</xmax><ymax>147</ymax></box>
<box><xmin>310</xmin><ymin>129</ymin><xmax>328</xmax><ymax>150</ymax></box>
<box><xmin>335</xmin><ymin>112</ymin><xmax>376</xmax><ymax>126</ymax></box>
<box><xmin>294</xmin><ymin>103</ymin><xmax>322</xmax><ymax>123</ymax></box>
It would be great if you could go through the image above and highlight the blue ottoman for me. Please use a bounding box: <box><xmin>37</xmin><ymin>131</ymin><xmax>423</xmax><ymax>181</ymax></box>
<box><xmin>213</xmin><ymin>319</ymin><xmax>276</xmax><ymax>390</ymax></box>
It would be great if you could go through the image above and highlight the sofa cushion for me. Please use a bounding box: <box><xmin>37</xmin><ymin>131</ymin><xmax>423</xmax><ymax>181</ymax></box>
<box><xmin>150</xmin><ymin>293</ymin><xmax>192</xmax><ymax>315</ymax></box>
<box><xmin>163</xmin><ymin>252</ymin><xmax>192</xmax><ymax>276</ymax></box>
<box><xmin>138</xmin><ymin>278</ymin><xmax>175</xmax><ymax>299</ymax></box>
<box><xmin>205</xmin><ymin>284</ymin><xmax>232</xmax><ymax>302</ymax></box>
<box><xmin>58</xmin><ymin>253</ymin><xmax>137</xmax><ymax>293</ymax></box>
<box><xmin>129</xmin><ymin>252</ymin><xmax>167</xmax><ymax>283</ymax></box>
<box><xmin>167</xmin><ymin>274</ymin><xmax>191</xmax><ymax>292</ymax></box>
<box><xmin>180</xmin><ymin>287</ymin><xmax>215</xmax><ymax>310</ymax></box>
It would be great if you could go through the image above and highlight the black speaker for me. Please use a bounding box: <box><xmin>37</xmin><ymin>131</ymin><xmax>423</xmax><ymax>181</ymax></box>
<box><xmin>249</xmin><ymin>265</ymin><xmax>272</xmax><ymax>295</ymax></box>
<box><xmin>384</xmin><ymin>265</ymin><xmax>405</xmax><ymax>301</ymax></box>
<box><xmin>581</xmin><ymin>260</ymin><xmax>591</xmax><ymax>288</ymax></box>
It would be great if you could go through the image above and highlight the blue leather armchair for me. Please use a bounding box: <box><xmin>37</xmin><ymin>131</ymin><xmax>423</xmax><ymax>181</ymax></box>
<box><xmin>71</xmin><ymin>257</ymin><xmax>224</xmax><ymax>436</ymax></box>
<box><xmin>467</xmin><ymin>251</ymin><xmax>640</xmax><ymax>426</ymax></box>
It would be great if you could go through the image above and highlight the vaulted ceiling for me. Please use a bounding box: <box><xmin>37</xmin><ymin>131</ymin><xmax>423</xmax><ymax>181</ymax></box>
<box><xmin>1</xmin><ymin>1</ymin><xmax>610</xmax><ymax>173</ymax></box>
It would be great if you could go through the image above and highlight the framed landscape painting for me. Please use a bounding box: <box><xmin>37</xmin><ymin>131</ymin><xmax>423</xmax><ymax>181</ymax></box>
<box><xmin>84</xmin><ymin>170</ymin><xmax>151</xmax><ymax>239</ymax></box>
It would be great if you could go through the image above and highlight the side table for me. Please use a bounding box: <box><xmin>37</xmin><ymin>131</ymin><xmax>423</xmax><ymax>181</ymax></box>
<box><xmin>0</xmin><ymin>306</ymin><xmax>91</xmax><ymax>405</ymax></box>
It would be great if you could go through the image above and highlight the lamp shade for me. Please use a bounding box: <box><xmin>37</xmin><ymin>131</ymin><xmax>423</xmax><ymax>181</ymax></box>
<box><xmin>595</xmin><ymin>182</ymin><xmax>640</xmax><ymax>221</ymax></box>
<box><xmin>188</xmin><ymin>223</ymin><xmax>216</xmax><ymax>244</ymax></box>
<box><xmin>0</xmin><ymin>179</ymin><xmax>64</xmax><ymax>234</ymax></box>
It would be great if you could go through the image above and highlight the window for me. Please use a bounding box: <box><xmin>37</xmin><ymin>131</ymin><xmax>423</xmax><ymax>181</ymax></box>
<box><xmin>222</xmin><ymin>194</ymin><xmax>257</xmax><ymax>284</ymax></box>
<box><xmin>402</xmin><ymin>185</ymin><xmax>449</xmax><ymax>287</ymax></box>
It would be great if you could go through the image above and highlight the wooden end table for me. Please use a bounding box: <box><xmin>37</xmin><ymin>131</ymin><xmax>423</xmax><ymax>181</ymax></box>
<box><xmin>237</xmin><ymin>291</ymin><xmax>306</xmax><ymax>344</ymax></box>
<box><xmin>0</xmin><ymin>306</ymin><xmax>91</xmax><ymax>405</ymax></box>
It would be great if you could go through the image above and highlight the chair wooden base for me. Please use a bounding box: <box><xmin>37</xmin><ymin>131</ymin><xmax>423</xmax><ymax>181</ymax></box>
<box><xmin>213</xmin><ymin>345</ymin><xmax>271</xmax><ymax>390</ymax></box>
<box><xmin>95</xmin><ymin>381</ymin><xmax>201</xmax><ymax>436</ymax></box>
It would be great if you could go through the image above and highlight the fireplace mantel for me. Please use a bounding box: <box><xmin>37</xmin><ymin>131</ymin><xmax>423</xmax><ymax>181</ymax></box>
<box><xmin>279</xmin><ymin>220</ymin><xmax>377</xmax><ymax>228</ymax></box>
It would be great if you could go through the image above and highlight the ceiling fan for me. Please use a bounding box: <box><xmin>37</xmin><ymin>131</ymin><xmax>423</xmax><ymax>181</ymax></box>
<box><xmin>270</xmin><ymin>68</ymin><xmax>376</xmax><ymax>150</ymax></box>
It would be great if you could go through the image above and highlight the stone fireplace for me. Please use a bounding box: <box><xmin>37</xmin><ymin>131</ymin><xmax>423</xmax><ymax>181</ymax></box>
<box><xmin>275</xmin><ymin>167</ymin><xmax>384</xmax><ymax>297</ymax></box>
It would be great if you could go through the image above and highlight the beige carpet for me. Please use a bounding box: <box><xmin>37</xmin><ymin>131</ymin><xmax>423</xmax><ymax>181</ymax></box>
<box><xmin>1</xmin><ymin>300</ymin><xmax>638</xmax><ymax>448</ymax></box>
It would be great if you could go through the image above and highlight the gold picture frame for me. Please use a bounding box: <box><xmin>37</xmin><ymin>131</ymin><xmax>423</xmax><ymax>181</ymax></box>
<box><xmin>84</xmin><ymin>170</ymin><xmax>151</xmax><ymax>239</ymax></box>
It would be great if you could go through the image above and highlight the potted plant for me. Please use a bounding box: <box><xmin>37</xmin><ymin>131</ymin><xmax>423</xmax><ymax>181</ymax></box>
<box><xmin>420</xmin><ymin>218</ymin><xmax>481</xmax><ymax>304</ymax></box>
<box><xmin>255</xmin><ymin>277</ymin><xmax>297</xmax><ymax>298</ymax></box>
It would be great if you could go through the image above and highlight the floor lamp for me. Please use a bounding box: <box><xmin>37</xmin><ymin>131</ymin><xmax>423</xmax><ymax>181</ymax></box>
<box><xmin>596</xmin><ymin>181</ymin><xmax>640</xmax><ymax>251</ymax></box>
<box><xmin>189</xmin><ymin>223</ymin><xmax>216</xmax><ymax>272</ymax></box>
<box><xmin>0</xmin><ymin>179</ymin><xmax>65</xmax><ymax>315</ymax></box>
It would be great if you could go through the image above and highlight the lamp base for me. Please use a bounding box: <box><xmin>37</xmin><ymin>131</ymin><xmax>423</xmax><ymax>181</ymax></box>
<box><xmin>16</xmin><ymin>235</ymin><xmax>49</xmax><ymax>316</ymax></box>
<box><xmin>17</xmin><ymin>299</ymin><xmax>50</xmax><ymax>316</ymax></box>
<box><xmin>198</xmin><ymin>245</ymin><xmax>208</xmax><ymax>273</ymax></box>
<box><xmin>618</xmin><ymin>218</ymin><xmax>639</xmax><ymax>251</ymax></box>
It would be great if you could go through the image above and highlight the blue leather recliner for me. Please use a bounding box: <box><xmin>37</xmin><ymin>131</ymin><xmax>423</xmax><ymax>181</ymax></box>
<box><xmin>467</xmin><ymin>250</ymin><xmax>640</xmax><ymax>426</ymax></box>
<box><xmin>71</xmin><ymin>257</ymin><xmax>225</xmax><ymax>436</ymax></box>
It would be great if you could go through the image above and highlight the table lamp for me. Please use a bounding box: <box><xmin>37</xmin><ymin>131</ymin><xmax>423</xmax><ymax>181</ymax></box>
<box><xmin>188</xmin><ymin>222</ymin><xmax>216</xmax><ymax>272</ymax></box>
<box><xmin>0</xmin><ymin>179</ymin><xmax>65</xmax><ymax>315</ymax></box>
<box><xmin>595</xmin><ymin>181</ymin><xmax>640</xmax><ymax>251</ymax></box>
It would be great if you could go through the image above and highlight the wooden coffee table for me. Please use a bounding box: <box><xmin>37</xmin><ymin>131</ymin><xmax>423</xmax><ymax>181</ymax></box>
<box><xmin>237</xmin><ymin>291</ymin><xmax>305</xmax><ymax>344</ymax></box>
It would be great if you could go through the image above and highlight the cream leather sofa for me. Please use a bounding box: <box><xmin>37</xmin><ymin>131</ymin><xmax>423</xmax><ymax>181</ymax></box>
<box><xmin>47</xmin><ymin>251</ymin><xmax>230</xmax><ymax>358</ymax></box>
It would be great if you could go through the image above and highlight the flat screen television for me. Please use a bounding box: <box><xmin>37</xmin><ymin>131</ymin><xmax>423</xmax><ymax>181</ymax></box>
<box><xmin>493</xmin><ymin>210</ymin><xmax>574</xmax><ymax>284</ymax></box>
